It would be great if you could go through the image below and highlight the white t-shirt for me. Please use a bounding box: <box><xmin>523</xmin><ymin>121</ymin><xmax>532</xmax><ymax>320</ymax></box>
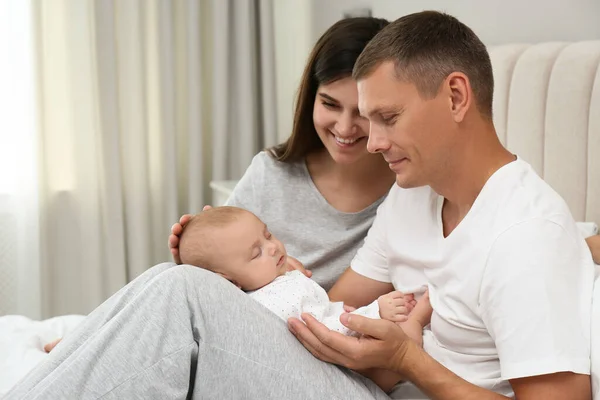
<box><xmin>352</xmin><ymin>159</ymin><xmax>594</xmax><ymax>397</ymax></box>
<box><xmin>249</xmin><ymin>270</ymin><xmax>380</xmax><ymax>336</ymax></box>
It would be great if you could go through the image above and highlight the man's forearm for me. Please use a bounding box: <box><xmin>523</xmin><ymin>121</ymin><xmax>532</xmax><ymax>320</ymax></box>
<box><xmin>358</xmin><ymin>367</ymin><xmax>404</xmax><ymax>394</ymax></box>
<box><xmin>397</xmin><ymin>342</ymin><xmax>509</xmax><ymax>400</ymax></box>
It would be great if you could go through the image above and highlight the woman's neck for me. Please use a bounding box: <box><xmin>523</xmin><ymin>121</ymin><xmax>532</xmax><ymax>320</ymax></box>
<box><xmin>306</xmin><ymin>149</ymin><xmax>395</xmax><ymax>191</ymax></box>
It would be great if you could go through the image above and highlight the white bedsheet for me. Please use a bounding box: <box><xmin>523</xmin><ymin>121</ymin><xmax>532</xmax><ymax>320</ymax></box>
<box><xmin>0</xmin><ymin>314</ymin><xmax>85</xmax><ymax>396</ymax></box>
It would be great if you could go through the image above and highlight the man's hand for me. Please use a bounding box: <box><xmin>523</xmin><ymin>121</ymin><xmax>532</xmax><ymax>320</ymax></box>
<box><xmin>286</xmin><ymin>256</ymin><xmax>312</xmax><ymax>278</ymax></box>
<box><xmin>287</xmin><ymin>312</ymin><xmax>414</xmax><ymax>372</ymax></box>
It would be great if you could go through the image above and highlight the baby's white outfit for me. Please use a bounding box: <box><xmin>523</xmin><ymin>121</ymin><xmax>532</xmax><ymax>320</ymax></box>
<box><xmin>248</xmin><ymin>270</ymin><xmax>380</xmax><ymax>336</ymax></box>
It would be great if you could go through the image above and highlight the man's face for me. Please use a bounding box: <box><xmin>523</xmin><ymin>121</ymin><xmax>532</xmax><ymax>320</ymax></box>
<box><xmin>358</xmin><ymin>61</ymin><xmax>456</xmax><ymax>189</ymax></box>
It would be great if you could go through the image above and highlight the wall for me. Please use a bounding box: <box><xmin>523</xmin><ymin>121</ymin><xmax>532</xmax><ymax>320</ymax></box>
<box><xmin>274</xmin><ymin>0</ymin><xmax>600</xmax><ymax>144</ymax></box>
<box><xmin>312</xmin><ymin>0</ymin><xmax>600</xmax><ymax>45</ymax></box>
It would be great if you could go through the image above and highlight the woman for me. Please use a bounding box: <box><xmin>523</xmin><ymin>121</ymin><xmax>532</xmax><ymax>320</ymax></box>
<box><xmin>170</xmin><ymin>17</ymin><xmax>395</xmax><ymax>292</ymax></box>
<box><xmin>8</xmin><ymin>18</ymin><xmax>397</xmax><ymax>400</ymax></box>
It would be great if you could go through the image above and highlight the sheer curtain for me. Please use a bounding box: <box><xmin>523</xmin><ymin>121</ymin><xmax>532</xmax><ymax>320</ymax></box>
<box><xmin>0</xmin><ymin>0</ymin><xmax>277</xmax><ymax>318</ymax></box>
<box><xmin>0</xmin><ymin>0</ymin><xmax>41</xmax><ymax>319</ymax></box>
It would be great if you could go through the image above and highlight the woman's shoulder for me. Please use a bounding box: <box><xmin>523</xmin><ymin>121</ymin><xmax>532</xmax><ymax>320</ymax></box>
<box><xmin>247</xmin><ymin>150</ymin><xmax>306</xmax><ymax>179</ymax></box>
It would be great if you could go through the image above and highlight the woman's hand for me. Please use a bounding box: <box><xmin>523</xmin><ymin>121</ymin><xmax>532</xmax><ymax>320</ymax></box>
<box><xmin>168</xmin><ymin>206</ymin><xmax>212</xmax><ymax>264</ymax></box>
<box><xmin>286</xmin><ymin>256</ymin><xmax>312</xmax><ymax>278</ymax></box>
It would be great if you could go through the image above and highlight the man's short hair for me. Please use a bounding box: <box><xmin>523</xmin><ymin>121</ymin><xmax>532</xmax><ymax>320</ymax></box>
<box><xmin>353</xmin><ymin>11</ymin><xmax>494</xmax><ymax>119</ymax></box>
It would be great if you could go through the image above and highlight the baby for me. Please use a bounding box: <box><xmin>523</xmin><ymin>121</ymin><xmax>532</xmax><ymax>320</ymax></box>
<box><xmin>178</xmin><ymin>206</ymin><xmax>432</xmax><ymax>392</ymax></box>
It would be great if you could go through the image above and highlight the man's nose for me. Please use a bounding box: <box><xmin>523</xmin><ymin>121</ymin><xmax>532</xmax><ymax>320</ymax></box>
<box><xmin>367</xmin><ymin>125</ymin><xmax>390</xmax><ymax>154</ymax></box>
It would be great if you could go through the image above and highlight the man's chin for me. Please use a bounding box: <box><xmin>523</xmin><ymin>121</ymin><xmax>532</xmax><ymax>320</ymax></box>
<box><xmin>394</xmin><ymin>175</ymin><xmax>423</xmax><ymax>189</ymax></box>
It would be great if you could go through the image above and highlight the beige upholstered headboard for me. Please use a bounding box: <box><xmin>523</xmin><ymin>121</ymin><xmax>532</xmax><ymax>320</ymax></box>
<box><xmin>489</xmin><ymin>41</ymin><xmax>600</xmax><ymax>225</ymax></box>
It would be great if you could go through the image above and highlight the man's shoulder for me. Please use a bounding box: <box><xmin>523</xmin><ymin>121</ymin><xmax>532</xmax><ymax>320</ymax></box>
<box><xmin>487</xmin><ymin>159</ymin><xmax>573</xmax><ymax>229</ymax></box>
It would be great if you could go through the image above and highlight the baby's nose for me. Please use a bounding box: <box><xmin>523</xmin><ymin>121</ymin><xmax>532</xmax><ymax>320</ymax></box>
<box><xmin>268</xmin><ymin>244</ymin><xmax>278</xmax><ymax>256</ymax></box>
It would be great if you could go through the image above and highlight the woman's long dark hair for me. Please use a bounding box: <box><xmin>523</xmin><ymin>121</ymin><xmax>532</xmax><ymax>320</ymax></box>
<box><xmin>268</xmin><ymin>17</ymin><xmax>389</xmax><ymax>162</ymax></box>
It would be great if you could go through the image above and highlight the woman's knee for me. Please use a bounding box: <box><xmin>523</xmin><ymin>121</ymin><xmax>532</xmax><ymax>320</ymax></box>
<box><xmin>145</xmin><ymin>262</ymin><xmax>179</xmax><ymax>276</ymax></box>
<box><xmin>162</xmin><ymin>264</ymin><xmax>232</xmax><ymax>290</ymax></box>
<box><xmin>158</xmin><ymin>265</ymin><xmax>245</xmax><ymax>312</ymax></box>
<box><xmin>178</xmin><ymin>264</ymin><xmax>233</xmax><ymax>286</ymax></box>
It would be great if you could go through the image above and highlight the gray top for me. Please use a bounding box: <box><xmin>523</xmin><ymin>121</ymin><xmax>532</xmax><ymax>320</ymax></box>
<box><xmin>226</xmin><ymin>151</ymin><xmax>386</xmax><ymax>290</ymax></box>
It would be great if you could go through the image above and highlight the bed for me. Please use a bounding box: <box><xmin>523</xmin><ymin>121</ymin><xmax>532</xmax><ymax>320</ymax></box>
<box><xmin>1</xmin><ymin>40</ymin><xmax>599</xmax><ymax>398</ymax></box>
<box><xmin>488</xmin><ymin>40</ymin><xmax>600</xmax><ymax>397</ymax></box>
<box><xmin>491</xmin><ymin>40</ymin><xmax>600</xmax><ymax>398</ymax></box>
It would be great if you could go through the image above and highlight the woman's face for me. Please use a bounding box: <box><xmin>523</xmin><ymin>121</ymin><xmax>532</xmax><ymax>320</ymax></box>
<box><xmin>313</xmin><ymin>77</ymin><xmax>372</xmax><ymax>165</ymax></box>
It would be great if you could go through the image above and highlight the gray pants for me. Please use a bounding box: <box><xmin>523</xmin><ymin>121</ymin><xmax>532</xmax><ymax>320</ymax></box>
<box><xmin>5</xmin><ymin>263</ymin><xmax>407</xmax><ymax>400</ymax></box>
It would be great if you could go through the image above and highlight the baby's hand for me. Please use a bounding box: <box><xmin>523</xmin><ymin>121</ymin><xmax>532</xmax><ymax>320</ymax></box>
<box><xmin>378</xmin><ymin>291</ymin><xmax>410</xmax><ymax>323</ymax></box>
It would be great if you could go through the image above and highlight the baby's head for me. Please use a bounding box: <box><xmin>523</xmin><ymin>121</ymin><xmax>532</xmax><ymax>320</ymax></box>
<box><xmin>179</xmin><ymin>206</ymin><xmax>289</xmax><ymax>291</ymax></box>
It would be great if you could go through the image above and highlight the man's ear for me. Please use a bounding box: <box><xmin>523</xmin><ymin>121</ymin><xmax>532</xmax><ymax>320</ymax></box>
<box><xmin>445</xmin><ymin>72</ymin><xmax>471</xmax><ymax>123</ymax></box>
<box><xmin>215</xmin><ymin>272</ymin><xmax>242</xmax><ymax>289</ymax></box>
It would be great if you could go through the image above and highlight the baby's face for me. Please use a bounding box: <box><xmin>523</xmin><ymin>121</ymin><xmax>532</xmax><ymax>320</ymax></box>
<box><xmin>213</xmin><ymin>212</ymin><xmax>289</xmax><ymax>291</ymax></box>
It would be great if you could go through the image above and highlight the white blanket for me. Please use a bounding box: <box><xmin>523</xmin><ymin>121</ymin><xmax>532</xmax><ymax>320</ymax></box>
<box><xmin>0</xmin><ymin>314</ymin><xmax>85</xmax><ymax>396</ymax></box>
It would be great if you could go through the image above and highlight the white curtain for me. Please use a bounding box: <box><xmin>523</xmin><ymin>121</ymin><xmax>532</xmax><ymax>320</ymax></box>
<box><xmin>0</xmin><ymin>0</ymin><xmax>277</xmax><ymax>318</ymax></box>
<box><xmin>212</xmin><ymin>0</ymin><xmax>278</xmax><ymax>179</ymax></box>
<box><xmin>0</xmin><ymin>0</ymin><xmax>41</xmax><ymax>319</ymax></box>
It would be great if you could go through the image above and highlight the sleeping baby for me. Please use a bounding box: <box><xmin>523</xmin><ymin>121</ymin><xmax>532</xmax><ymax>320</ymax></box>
<box><xmin>178</xmin><ymin>206</ymin><xmax>432</xmax><ymax>393</ymax></box>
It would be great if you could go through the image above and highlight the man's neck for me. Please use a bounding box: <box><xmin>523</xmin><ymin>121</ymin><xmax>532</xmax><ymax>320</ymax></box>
<box><xmin>431</xmin><ymin>124</ymin><xmax>515</xmax><ymax>220</ymax></box>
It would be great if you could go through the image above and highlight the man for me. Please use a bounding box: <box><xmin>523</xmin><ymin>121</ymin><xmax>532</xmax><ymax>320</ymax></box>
<box><xmin>289</xmin><ymin>10</ymin><xmax>594</xmax><ymax>400</ymax></box>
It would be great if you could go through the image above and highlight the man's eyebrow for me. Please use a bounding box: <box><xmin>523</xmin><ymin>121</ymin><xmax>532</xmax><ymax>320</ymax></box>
<box><xmin>318</xmin><ymin>93</ymin><xmax>339</xmax><ymax>103</ymax></box>
<box><xmin>364</xmin><ymin>106</ymin><xmax>404</xmax><ymax>118</ymax></box>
